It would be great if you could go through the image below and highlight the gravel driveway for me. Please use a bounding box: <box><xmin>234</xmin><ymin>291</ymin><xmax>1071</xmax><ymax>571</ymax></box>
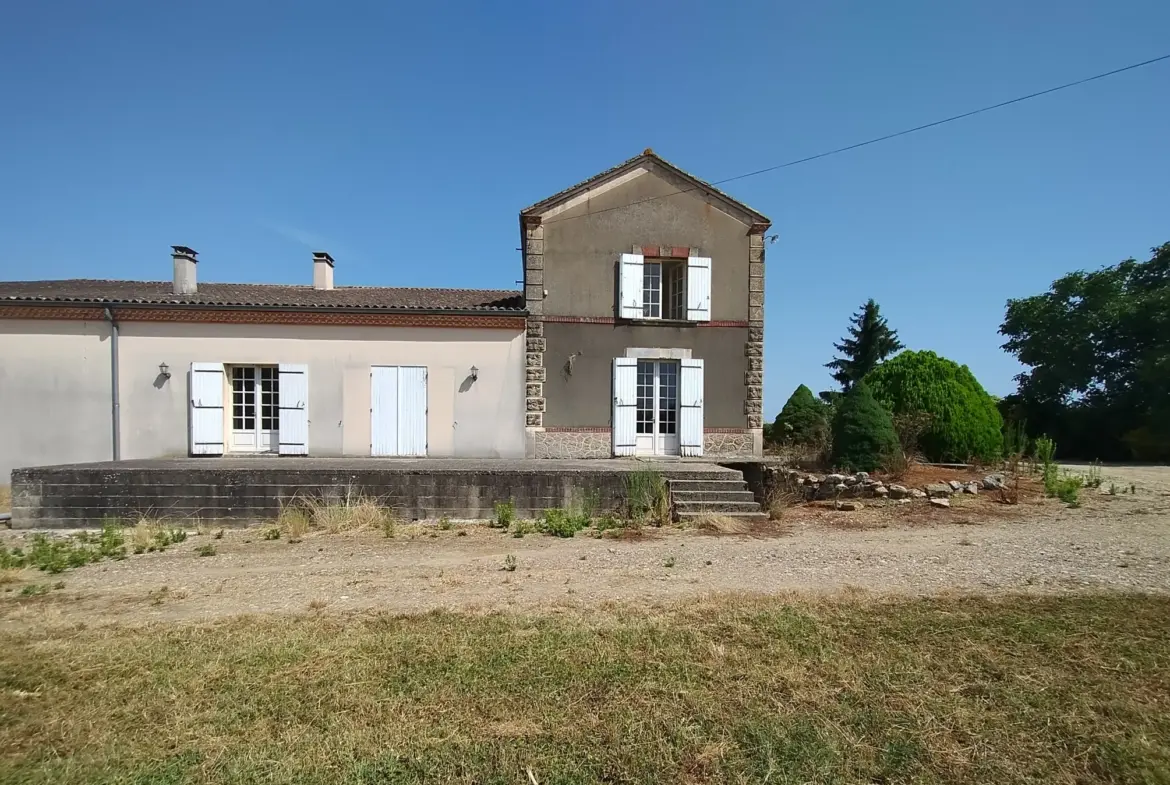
<box><xmin>3</xmin><ymin>464</ymin><xmax>1168</xmax><ymax>629</ymax></box>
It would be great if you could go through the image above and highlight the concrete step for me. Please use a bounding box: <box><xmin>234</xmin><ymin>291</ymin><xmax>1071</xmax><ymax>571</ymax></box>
<box><xmin>670</xmin><ymin>489</ymin><xmax>758</xmax><ymax>504</ymax></box>
<box><xmin>667</xmin><ymin>479</ymin><xmax>750</xmax><ymax>493</ymax></box>
<box><xmin>673</xmin><ymin>499</ymin><xmax>763</xmax><ymax>514</ymax></box>
<box><xmin>677</xmin><ymin>510</ymin><xmax>770</xmax><ymax>523</ymax></box>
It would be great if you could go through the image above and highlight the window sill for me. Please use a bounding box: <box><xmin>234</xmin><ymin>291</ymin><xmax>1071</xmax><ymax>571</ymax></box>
<box><xmin>621</xmin><ymin>318</ymin><xmax>703</xmax><ymax>327</ymax></box>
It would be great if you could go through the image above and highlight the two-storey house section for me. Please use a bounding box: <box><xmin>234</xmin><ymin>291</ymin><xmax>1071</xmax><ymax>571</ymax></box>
<box><xmin>520</xmin><ymin>150</ymin><xmax>770</xmax><ymax>459</ymax></box>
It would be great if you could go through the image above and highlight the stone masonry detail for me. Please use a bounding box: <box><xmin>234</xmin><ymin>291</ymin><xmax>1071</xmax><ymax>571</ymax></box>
<box><xmin>705</xmin><ymin>431</ymin><xmax>756</xmax><ymax>457</ymax></box>
<box><xmin>524</xmin><ymin>219</ymin><xmax>546</xmax><ymax>430</ymax></box>
<box><xmin>744</xmin><ymin>228</ymin><xmax>766</xmax><ymax>430</ymax></box>
<box><xmin>534</xmin><ymin>431</ymin><xmax>612</xmax><ymax>459</ymax></box>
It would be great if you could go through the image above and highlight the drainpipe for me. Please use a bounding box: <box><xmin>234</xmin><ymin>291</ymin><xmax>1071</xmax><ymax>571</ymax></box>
<box><xmin>103</xmin><ymin>307</ymin><xmax>121</xmax><ymax>461</ymax></box>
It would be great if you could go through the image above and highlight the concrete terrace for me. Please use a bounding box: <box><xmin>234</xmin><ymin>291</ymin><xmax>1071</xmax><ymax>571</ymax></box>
<box><xmin>11</xmin><ymin>458</ymin><xmax>744</xmax><ymax>528</ymax></box>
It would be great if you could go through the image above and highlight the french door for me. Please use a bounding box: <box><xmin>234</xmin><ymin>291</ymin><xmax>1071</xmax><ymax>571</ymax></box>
<box><xmin>230</xmin><ymin>366</ymin><xmax>279</xmax><ymax>452</ymax></box>
<box><xmin>635</xmin><ymin>360</ymin><xmax>679</xmax><ymax>456</ymax></box>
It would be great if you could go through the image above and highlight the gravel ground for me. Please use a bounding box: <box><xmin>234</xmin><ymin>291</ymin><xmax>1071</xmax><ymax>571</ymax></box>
<box><xmin>2</xmin><ymin>464</ymin><xmax>1168</xmax><ymax>629</ymax></box>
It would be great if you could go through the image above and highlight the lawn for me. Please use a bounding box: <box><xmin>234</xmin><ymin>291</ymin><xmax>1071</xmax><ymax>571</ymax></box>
<box><xmin>1</xmin><ymin>594</ymin><xmax>1168</xmax><ymax>784</ymax></box>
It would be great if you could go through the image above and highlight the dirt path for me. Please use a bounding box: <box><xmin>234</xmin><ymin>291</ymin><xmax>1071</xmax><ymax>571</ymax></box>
<box><xmin>3</xmin><ymin>466</ymin><xmax>1167</xmax><ymax>629</ymax></box>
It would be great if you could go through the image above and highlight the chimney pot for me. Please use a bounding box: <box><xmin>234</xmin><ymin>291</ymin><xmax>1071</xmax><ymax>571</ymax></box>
<box><xmin>171</xmin><ymin>246</ymin><xmax>198</xmax><ymax>295</ymax></box>
<box><xmin>313</xmin><ymin>251</ymin><xmax>335</xmax><ymax>290</ymax></box>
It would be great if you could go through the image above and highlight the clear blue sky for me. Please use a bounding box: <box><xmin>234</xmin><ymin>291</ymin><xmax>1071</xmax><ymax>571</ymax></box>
<box><xmin>2</xmin><ymin>1</ymin><xmax>1167</xmax><ymax>417</ymax></box>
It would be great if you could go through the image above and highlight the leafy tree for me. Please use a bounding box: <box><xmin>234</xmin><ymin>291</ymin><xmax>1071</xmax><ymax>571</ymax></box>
<box><xmin>1000</xmin><ymin>242</ymin><xmax>1170</xmax><ymax>460</ymax></box>
<box><xmin>772</xmin><ymin>385</ymin><xmax>828</xmax><ymax>446</ymax></box>
<box><xmin>826</xmin><ymin>299</ymin><xmax>904</xmax><ymax>390</ymax></box>
<box><xmin>866</xmin><ymin>350</ymin><xmax>1003</xmax><ymax>463</ymax></box>
<box><xmin>830</xmin><ymin>380</ymin><xmax>898</xmax><ymax>472</ymax></box>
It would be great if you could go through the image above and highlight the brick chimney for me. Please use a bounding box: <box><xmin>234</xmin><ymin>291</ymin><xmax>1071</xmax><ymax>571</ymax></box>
<box><xmin>313</xmin><ymin>251</ymin><xmax>334</xmax><ymax>290</ymax></box>
<box><xmin>172</xmin><ymin>246</ymin><xmax>197</xmax><ymax>295</ymax></box>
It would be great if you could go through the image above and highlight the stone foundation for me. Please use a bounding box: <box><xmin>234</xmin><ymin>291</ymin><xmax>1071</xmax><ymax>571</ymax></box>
<box><xmin>534</xmin><ymin>430</ymin><xmax>612</xmax><ymax>459</ymax></box>
<box><xmin>530</xmin><ymin>429</ymin><xmax>761</xmax><ymax>459</ymax></box>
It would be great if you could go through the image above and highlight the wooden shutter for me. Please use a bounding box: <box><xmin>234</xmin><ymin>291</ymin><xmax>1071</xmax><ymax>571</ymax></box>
<box><xmin>618</xmin><ymin>253</ymin><xmax>644</xmax><ymax>319</ymax></box>
<box><xmin>686</xmin><ymin>256</ymin><xmax>712</xmax><ymax>322</ymax></box>
<box><xmin>370</xmin><ymin>366</ymin><xmax>399</xmax><ymax>456</ymax></box>
<box><xmin>397</xmin><ymin>366</ymin><xmax>428</xmax><ymax>457</ymax></box>
<box><xmin>277</xmin><ymin>364</ymin><xmax>309</xmax><ymax>455</ymax></box>
<box><xmin>612</xmin><ymin>357</ymin><xmax>637</xmax><ymax>456</ymax></box>
<box><xmin>679</xmin><ymin>358</ymin><xmax>704</xmax><ymax>456</ymax></box>
<box><xmin>189</xmin><ymin>362</ymin><xmax>225</xmax><ymax>456</ymax></box>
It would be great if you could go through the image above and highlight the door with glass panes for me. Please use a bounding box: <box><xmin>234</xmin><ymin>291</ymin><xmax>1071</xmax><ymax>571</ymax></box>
<box><xmin>229</xmin><ymin>366</ymin><xmax>279</xmax><ymax>452</ymax></box>
<box><xmin>635</xmin><ymin>359</ymin><xmax>679</xmax><ymax>456</ymax></box>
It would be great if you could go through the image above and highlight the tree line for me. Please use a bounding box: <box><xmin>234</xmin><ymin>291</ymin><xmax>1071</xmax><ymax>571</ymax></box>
<box><xmin>767</xmin><ymin>241</ymin><xmax>1168</xmax><ymax>465</ymax></box>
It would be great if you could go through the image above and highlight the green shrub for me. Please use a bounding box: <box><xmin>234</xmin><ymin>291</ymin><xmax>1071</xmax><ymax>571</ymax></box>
<box><xmin>262</xmin><ymin>527</ymin><xmax>282</xmax><ymax>541</ymax></box>
<box><xmin>830</xmin><ymin>381</ymin><xmax>899</xmax><ymax>473</ymax></box>
<box><xmin>492</xmin><ymin>501</ymin><xmax>515</xmax><ymax>529</ymax></box>
<box><xmin>772</xmin><ymin>384</ymin><xmax>829</xmax><ymax>446</ymax></box>
<box><xmin>195</xmin><ymin>544</ymin><xmax>216</xmax><ymax>557</ymax></box>
<box><xmin>865</xmin><ymin>350</ymin><xmax>1003</xmax><ymax>463</ymax></box>
<box><xmin>537</xmin><ymin>508</ymin><xmax>588</xmax><ymax>538</ymax></box>
<box><xmin>1055</xmin><ymin>475</ymin><xmax>1082</xmax><ymax>506</ymax></box>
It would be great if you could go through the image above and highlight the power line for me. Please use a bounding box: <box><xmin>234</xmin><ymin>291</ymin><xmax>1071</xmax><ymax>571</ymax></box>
<box><xmin>543</xmin><ymin>52</ymin><xmax>1170</xmax><ymax>225</ymax></box>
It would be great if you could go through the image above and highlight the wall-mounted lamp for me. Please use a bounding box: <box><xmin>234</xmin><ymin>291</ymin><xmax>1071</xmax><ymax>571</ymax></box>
<box><xmin>469</xmin><ymin>365</ymin><xmax>479</xmax><ymax>382</ymax></box>
<box><xmin>158</xmin><ymin>362</ymin><xmax>171</xmax><ymax>380</ymax></box>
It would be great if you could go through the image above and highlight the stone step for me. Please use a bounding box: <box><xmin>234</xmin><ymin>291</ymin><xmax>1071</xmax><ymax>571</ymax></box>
<box><xmin>666</xmin><ymin>479</ymin><xmax>750</xmax><ymax>493</ymax></box>
<box><xmin>676</xmin><ymin>510</ymin><xmax>770</xmax><ymax>523</ymax></box>
<box><xmin>670</xmin><ymin>489</ymin><xmax>758</xmax><ymax>504</ymax></box>
<box><xmin>673</xmin><ymin>499</ymin><xmax>763</xmax><ymax>514</ymax></box>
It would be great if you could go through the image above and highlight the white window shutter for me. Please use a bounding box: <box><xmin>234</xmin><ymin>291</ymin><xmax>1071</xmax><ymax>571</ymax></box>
<box><xmin>278</xmin><ymin>364</ymin><xmax>309</xmax><ymax>455</ymax></box>
<box><xmin>619</xmin><ymin>253</ymin><xmax>644</xmax><ymax>319</ymax></box>
<box><xmin>612</xmin><ymin>357</ymin><xmax>638</xmax><ymax>456</ymax></box>
<box><xmin>687</xmin><ymin>256</ymin><xmax>712</xmax><ymax>322</ymax></box>
<box><xmin>189</xmin><ymin>362</ymin><xmax>225</xmax><ymax>456</ymax></box>
<box><xmin>679</xmin><ymin>358</ymin><xmax>704</xmax><ymax>456</ymax></box>
<box><xmin>397</xmin><ymin>366</ymin><xmax>428</xmax><ymax>457</ymax></box>
<box><xmin>370</xmin><ymin>366</ymin><xmax>399</xmax><ymax>456</ymax></box>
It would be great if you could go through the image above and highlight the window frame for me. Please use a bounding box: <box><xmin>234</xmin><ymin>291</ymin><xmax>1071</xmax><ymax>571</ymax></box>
<box><xmin>639</xmin><ymin>258</ymin><xmax>687</xmax><ymax>322</ymax></box>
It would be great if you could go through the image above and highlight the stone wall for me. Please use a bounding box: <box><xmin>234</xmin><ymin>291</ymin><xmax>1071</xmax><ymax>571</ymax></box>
<box><xmin>530</xmin><ymin>430</ymin><xmax>758</xmax><ymax>459</ymax></box>
<box><xmin>10</xmin><ymin>459</ymin><xmax>736</xmax><ymax>529</ymax></box>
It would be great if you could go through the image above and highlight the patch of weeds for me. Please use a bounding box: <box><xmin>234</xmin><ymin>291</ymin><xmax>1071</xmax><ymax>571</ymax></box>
<box><xmin>662</xmin><ymin>556</ymin><xmax>676</xmax><ymax>568</ymax></box>
<box><xmin>456</xmin><ymin>530</ymin><xmax>467</xmax><ymax>537</ymax></box>
<box><xmin>594</xmin><ymin>512</ymin><xmax>623</xmax><ymax>534</ymax></box>
<box><xmin>509</xmin><ymin>519</ymin><xmax>535</xmax><ymax>538</ymax></box>
<box><xmin>1</xmin><ymin>543</ymin><xmax>27</xmax><ymax>570</ymax></box>
<box><xmin>213</xmin><ymin>529</ymin><xmax>225</xmax><ymax>540</ymax></box>
<box><xmin>277</xmin><ymin>502</ymin><xmax>311</xmax><ymax>542</ymax></box>
<box><xmin>194</xmin><ymin>544</ymin><xmax>216</xmax><ymax>558</ymax></box>
<box><xmin>1084</xmin><ymin>461</ymin><xmax>1104</xmax><ymax>488</ymax></box>
<box><xmin>1055</xmin><ymin>474</ymin><xmax>1083</xmax><ymax>506</ymax></box>
<box><xmin>623</xmin><ymin>468</ymin><xmax>670</xmax><ymax>525</ymax></box>
<box><xmin>492</xmin><ymin>500</ymin><xmax>516</xmax><ymax>529</ymax></box>
<box><xmin>438</xmin><ymin>516</ymin><xmax>453</xmax><ymax>531</ymax></box>
<box><xmin>1130</xmin><ymin>483</ymin><xmax>1137</xmax><ymax>495</ymax></box>
<box><xmin>262</xmin><ymin>527</ymin><xmax>282</xmax><ymax>541</ymax></box>
<box><xmin>502</xmin><ymin>554</ymin><xmax>517</xmax><ymax>572</ymax></box>
<box><xmin>19</xmin><ymin>583</ymin><xmax>52</xmax><ymax>597</ymax></box>
<box><xmin>307</xmin><ymin>598</ymin><xmax>327</xmax><ymax>611</ymax></box>
<box><xmin>1109</xmin><ymin>483</ymin><xmax>1118</xmax><ymax>496</ymax></box>
<box><xmin>537</xmin><ymin>508</ymin><xmax>589</xmax><ymax>538</ymax></box>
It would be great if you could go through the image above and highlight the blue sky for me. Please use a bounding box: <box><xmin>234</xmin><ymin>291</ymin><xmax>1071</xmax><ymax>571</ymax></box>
<box><xmin>1</xmin><ymin>1</ymin><xmax>1167</xmax><ymax>417</ymax></box>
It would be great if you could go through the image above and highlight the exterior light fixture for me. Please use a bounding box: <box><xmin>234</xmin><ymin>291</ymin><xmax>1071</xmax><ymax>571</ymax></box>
<box><xmin>470</xmin><ymin>365</ymin><xmax>479</xmax><ymax>381</ymax></box>
<box><xmin>159</xmin><ymin>362</ymin><xmax>171</xmax><ymax>379</ymax></box>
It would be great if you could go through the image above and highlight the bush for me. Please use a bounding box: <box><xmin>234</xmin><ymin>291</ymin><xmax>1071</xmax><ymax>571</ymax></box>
<box><xmin>537</xmin><ymin>508</ymin><xmax>589</xmax><ymax>538</ymax></box>
<box><xmin>865</xmin><ymin>350</ymin><xmax>1003</xmax><ymax>463</ymax></box>
<box><xmin>830</xmin><ymin>381</ymin><xmax>898</xmax><ymax>473</ymax></box>
<box><xmin>771</xmin><ymin>385</ymin><xmax>829</xmax><ymax>446</ymax></box>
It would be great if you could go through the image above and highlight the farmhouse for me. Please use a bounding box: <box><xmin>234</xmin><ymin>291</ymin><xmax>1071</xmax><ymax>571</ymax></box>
<box><xmin>0</xmin><ymin>151</ymin><xmax>769</xmax><ymax>479</ymax></box>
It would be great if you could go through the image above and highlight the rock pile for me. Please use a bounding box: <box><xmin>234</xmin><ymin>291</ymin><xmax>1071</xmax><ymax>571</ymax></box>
<box><xmin>765</xmin><ymin>466</ymin><xmax>1003</xmax><ymax>504</ymax></box>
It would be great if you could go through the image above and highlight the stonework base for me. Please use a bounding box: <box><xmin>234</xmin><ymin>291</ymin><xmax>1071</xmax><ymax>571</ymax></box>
<box><xmin>530</xmin><ymin>429</ymin><xmax>761</xmax><ymax>459</ymax></box>
<box><xmin>704</xmin><ymin>431</ymin><xmax>757</xmax><ymax>458</ymax></box>
<box><xmin>533</xmin><ymin>430</ymin><xmax>613</xmax><ymax>459</ymax></box>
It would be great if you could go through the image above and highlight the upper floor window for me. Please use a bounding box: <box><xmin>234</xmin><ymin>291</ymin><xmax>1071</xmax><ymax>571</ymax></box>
<box><xmin>641</xmin><ymin>261</ymin><xmax>687</xmax><ymax>320</ymax></box>
<box><xmin>621</xmin><ymin>253</ymin><xmax>711</xmax><ymax>322</ymax></box>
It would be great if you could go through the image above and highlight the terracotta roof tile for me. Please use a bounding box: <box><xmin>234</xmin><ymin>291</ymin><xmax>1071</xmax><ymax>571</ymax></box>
<box><xmin>0</xmin><ymin>280</ymin><xmax>524</xmax><ymax>312</ymax></box>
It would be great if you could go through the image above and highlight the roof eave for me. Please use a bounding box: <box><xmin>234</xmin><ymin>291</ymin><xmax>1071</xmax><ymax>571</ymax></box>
<box><xmin>0</xmin><ymin>300</ymin><xmax>527</xmax><ymax>317</ymax></box>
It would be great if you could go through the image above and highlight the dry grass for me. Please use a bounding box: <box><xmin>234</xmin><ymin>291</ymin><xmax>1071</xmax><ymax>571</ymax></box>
<box><xmin>283</xmin><ymin>488</ymin><xmax>399</xmax><ymax>535</ymax></box>
<box><xmin>1</xmin><ymin>593</ymin><xmax>1168</xmax><ymax>783</ymax></box>
<box><xmin>0</xmin><ymin>484</ymin><xmax>10</xmax><ymax>511</ymax></box>
<box><xmin>689</xmin><ymin>512</ymin><xmax>752</xmax><ymax>534</ymax></box>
